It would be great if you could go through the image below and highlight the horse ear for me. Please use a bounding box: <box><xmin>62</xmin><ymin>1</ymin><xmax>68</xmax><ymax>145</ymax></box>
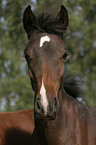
<box><xmin>57</xmin><ymin>5</ymin><xmax>69</xmax><ymax>30</ymax></box>
<box><xmin>23</xmin><ymin>5</ymin><xmax>36</xmax><ymax>34</ymax></box>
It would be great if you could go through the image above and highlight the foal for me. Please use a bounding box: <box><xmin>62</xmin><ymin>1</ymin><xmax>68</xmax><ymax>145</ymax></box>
<box><xmin>23</xmin><ymin>5</ymin><xmax>96</xmax><ymax>145</ymax></box>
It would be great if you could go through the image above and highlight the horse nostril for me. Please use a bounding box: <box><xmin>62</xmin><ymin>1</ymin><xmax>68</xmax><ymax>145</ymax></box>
<box><xmin>52</xmin><ymin>98</ymin><xmax>57</xmax><ymax>107</ymax></box>
<box><xmin>37</xmin><ymin>97</ymin><xmax>41</xmax><ymax>110</ymax></box>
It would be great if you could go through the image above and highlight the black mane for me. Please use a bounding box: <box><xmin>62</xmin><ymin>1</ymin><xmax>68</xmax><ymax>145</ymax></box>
<box><xmin>63</xmin><ymin>74</ymin><xmax>81</xmax><ymax>98</ymax></box>
<box><xmin>33</xmin><ymin>11</ymin><xmax>67</xmax><ymax>38</ymax></box>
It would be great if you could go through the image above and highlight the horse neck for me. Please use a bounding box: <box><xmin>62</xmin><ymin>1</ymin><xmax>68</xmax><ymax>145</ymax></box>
<box><xmin>45</xmin><ymin>88</ymin><xmax>89</xmax><ymax>145</ymax></box>
<box><xmin>58</xmin><ymin>87</ymin><xmax>89</xmax><ymax>127</ymax></box>
<box><xmin>55</xmin><ymin>87</ymin><xmax>77</xmax><ymax>128</ymax></box>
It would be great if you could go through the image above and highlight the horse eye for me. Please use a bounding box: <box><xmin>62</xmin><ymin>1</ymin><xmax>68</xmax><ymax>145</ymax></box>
<box><xmin>24</xmin><ymin>54</ymin><xmax>32</xmax><ymax>61</ymax></box>
<box><xmin>62</xmin><ymin>53</ymin><xmax>68</xmax><ymax>60</ymax></box>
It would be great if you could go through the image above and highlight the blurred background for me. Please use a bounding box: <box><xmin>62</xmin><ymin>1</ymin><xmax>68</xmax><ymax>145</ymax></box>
<box><xmin>0</xmin><ymin>0</ymin><xmax>96</xmax><ymax>112</ymax></box>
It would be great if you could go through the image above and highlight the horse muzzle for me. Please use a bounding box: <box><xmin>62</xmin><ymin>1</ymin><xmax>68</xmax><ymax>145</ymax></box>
<box><xmin>35</xmin><ymin>96</ymin><xmax>58</xmax><ymax>120</ymax></box>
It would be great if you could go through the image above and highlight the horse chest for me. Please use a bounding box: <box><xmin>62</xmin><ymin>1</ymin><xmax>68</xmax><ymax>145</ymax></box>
<box><xmin>45</xmin><ymin>121</ymin><xmax>75</xmax><ymax>145</ymax></box>
<box><xmin>46</xmin><ymin>130</ymin><xmax>76</xmax><ymax>145</ymax></box>
<box><xmin>45</xmin><ymin>120</ymin><xmax>83</xmax><ymax>145</ymax></box>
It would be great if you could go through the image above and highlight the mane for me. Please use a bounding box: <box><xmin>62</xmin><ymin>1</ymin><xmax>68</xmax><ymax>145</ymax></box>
<box><xmin>34</xmin><ymin>11</ymin><xmax>67</xmax><ymax>38</ymax></box>
<box><xmin>63</xmin><ymin>74</ymin><xmax>81</xmax><ymax>98</ymax></box>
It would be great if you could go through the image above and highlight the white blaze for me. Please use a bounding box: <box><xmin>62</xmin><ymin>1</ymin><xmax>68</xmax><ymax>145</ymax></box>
<box><xmin>40</xmin><ymin>80</ymin><xmax>48</xmax><ymax>114</ymax></box>
<box><xmin>40</xmin><ymin>36</ymin><xmax>50</xmax><ymax>47</ymax></box>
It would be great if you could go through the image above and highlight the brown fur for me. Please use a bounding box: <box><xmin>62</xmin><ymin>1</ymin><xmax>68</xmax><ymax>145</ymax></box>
<box><xmin>0</xmin><ymin>109</ymin><xmax>35</xmax><ymax>145</ymax></box>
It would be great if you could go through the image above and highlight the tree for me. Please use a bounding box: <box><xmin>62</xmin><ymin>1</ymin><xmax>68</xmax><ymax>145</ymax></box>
<box><xmin>0</xmin><ymin>0</ymin><xmax>35</xmax><ymax>111</ymax></box>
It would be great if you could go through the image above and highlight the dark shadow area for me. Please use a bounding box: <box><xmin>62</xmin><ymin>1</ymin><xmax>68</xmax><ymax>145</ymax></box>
<box><xmin>2</xmin><ymin>127</ymin><xmax>40</xmax><ymax>145</ymax></box>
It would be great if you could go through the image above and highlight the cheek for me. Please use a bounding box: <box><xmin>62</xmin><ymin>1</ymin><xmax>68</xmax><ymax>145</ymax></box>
<box><xmin>55</xmin><ymin>78</ymin><xmax>62</xmax><ymax>94</ymax></box>
<box><xmin>56</xmin><ymin>63</ymin><xmax>64</xmax><ymax>78</ymax></box>
<box><xmin>55</xmin><ymin>64</ymin><xmax>64</xmax><ymax>90</ymax></box>
<box><xmin>60</xmin><ymin>62</ymin><xmax>64</xmax><ymax>75</ymax></box>
<box><xmin>29</xmin><ymin>69</ymin><xmax>34</xmax><ymax>78</ymax></box>
<box><xmin>60</xmin><ymin>65</ymin><xmax>64</xmax><ymax>77</ymax></box>
<box><xmin>28</xmin><ymin>69</ymin><xmax>38</xmax><ymax>92</ymax></box>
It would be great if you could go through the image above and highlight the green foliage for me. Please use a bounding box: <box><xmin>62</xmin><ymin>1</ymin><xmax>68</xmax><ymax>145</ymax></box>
<box><xmin>65</xmin><ymin>0</ymin><xmax>96</xmax><ymax>105</ymax></box>
<box><xmin>0</xmin><ymin>0</ymin><xmax>34</xmax><ymax>111</ymax></box>
<box><xmin>0</xmin><ymin>0</ymin><xmax>96</xmax><ymax>112</ymax></box>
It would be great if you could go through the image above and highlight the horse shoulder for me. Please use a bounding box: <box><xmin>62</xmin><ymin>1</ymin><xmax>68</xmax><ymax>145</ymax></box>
<box><xmin>88</xmin><ymin>107</ymin><xmax>96</xmax><ymax>144</ymax></box>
